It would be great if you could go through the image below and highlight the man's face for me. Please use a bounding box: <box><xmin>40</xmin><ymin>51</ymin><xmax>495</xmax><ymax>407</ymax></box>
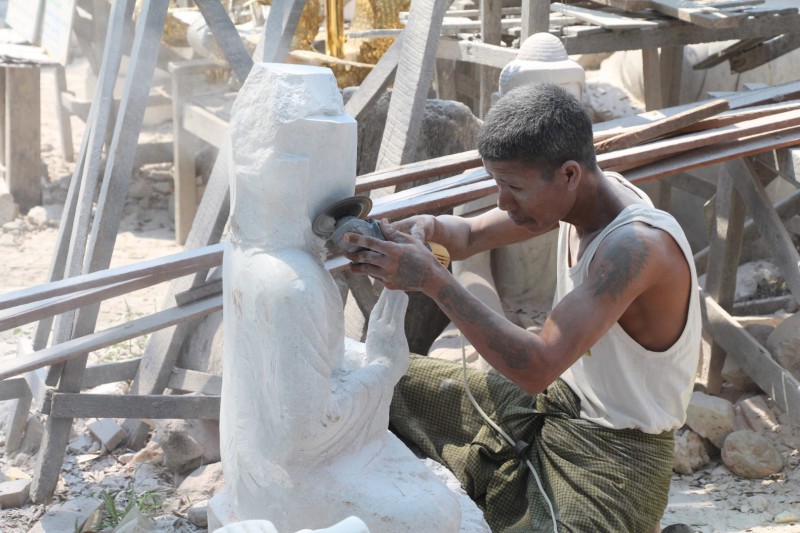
<box><xmin>484</xmin><ymin>158</ymin><xmax>572</xmax><ymax>233</ymax></box>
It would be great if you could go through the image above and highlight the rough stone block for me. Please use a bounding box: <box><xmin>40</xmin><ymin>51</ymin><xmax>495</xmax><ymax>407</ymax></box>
<box><xmin>673</xmin><ymin>429</ymin><xmax>713</xmax><ymax>475</ymax></box>
<box><xmin>178</xmin><ymin>462</ymin><xmax>224</xmax><ymax>502</ymax></box>
<box><xmin>685</xmin><ymin>391</ymin><xmax>735</xmax><ymax>449</ymax></box>
<box><xmin>722</xmin><ymin>430</ymin><xmax>784</xmax><ymax>479</ymax></box>
<box><xmin>87</xmin><ymin>418</ymin><xmax>126</xmax><ymax>451</ymax></box>
<box><xmin>28</xmin><ymin>496</ymin><xmax>102</xmax><ymax>532</ymax></box>
<box><xmin>187</xmin><ymin>501</ymin><xmax>209</xmax><ymax>528</ymax></box>
<box><xmin>0</xmin><ymin>479</ymin><xmax>31</xmax><ymax>508</ymax></box>
<box><xmin>737</xmin><ymin>395</ymin><xmax>780</xmax><ymax>434</ymax></box>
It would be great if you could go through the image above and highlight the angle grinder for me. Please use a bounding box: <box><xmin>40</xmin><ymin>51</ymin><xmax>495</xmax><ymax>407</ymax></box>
<box><xmin>312</xmin><ymin>195</ymin><xmax>450</xmax><ymax>268</ymax></box>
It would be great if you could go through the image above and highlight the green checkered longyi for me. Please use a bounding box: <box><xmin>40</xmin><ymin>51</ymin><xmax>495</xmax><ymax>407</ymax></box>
<box><xmin>390</xmin><ymin>355</ymin><xmax>675</xmax><ymax>533</ymax></box>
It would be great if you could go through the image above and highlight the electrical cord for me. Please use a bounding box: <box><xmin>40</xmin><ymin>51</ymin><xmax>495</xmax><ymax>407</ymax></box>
<box><xmin>459</xmin><ymin>334</ymin><xmax>559</xmax><ymax>533</ymax></box>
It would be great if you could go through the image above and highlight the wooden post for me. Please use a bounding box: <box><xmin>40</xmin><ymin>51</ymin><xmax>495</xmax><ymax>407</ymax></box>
<box><xmin>30</xmin><ymin>0</ymin><xmax>170</xmax><ymax>504</ymax></box>
<box><xmin>344</xmin><ymin>34</ymin><xmax>402</xmax><ymax>122</ymax></box>
<box><xmin>479</xmin><ymin>0</ymin><xmax>502</xmax><ymax>118</ymax></box>
<box><xmin>641</xmin><ymin>48</ymin><xmax>662</xmax><ymax>111</ymax></box>
<box><xmin>258</xmin><ymin>0</ymin><xmax>308</xmax><ymax>63</ymax></box>
<box><xmin>52</xmin><ymin>65</ymin><xmax>74</xmax><ymax>163</ymax></box>
<box><xmin>521</xmin><ymin>0</ymin><xmax>550</xmax><ymax>41</ymax></box>
<box><xmin>5</xmin><ymin>65</ymin><xmax>41</xmax><ymax>213</ymax></box>
<box><xmin>703</xmin><ymin>160</ymin><xmax>746</xmax><ymax>394</ymax></box>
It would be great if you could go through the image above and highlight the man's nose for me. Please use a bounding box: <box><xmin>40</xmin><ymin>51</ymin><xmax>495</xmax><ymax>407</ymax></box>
<box><xmin>497</xmin><ymin>188</ymin><xmax>515</xmax><ymax>212</ymax></box>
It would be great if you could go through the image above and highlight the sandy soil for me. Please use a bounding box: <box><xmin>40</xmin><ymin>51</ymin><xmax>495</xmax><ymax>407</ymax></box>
<box><xmin>0</xmin><ymin>56</ymin><xmax>799</xmax><ymax>533</ymax></box>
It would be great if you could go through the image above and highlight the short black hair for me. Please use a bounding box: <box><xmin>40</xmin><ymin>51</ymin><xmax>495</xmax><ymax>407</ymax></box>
<box><xmin>478</xmin><ymin>83</ymin><xmax>596</xmax><ymax>176</ymax></box>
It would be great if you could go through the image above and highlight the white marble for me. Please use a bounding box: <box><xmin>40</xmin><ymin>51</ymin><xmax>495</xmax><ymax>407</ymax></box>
<box><xmin>220</xmin><ymin>62</ymin><xmax>461</xmax><ymax>532</ymax></box>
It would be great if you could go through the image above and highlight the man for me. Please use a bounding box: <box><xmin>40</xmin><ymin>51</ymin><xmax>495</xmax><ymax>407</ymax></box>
<box><xmin>344</xmin><ymin>83</ymin><xmax>701</xmax><ymax>532</ymax></box>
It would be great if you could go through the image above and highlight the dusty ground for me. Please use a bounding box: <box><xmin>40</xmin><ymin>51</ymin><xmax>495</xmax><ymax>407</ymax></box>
<box><xmin>0</xmin><ymin>54</ymin><xmax>799</xmax><ymax>532</ymax></box>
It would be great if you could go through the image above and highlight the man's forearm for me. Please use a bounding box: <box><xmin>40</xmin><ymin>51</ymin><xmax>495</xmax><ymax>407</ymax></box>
<box><xmin>423</xmin><ymin>269</ymin><xmax>555</xmax><ymax>394</ymax></box>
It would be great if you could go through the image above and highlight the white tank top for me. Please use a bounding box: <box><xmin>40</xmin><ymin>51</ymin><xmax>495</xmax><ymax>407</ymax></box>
<box><xmin>556</xmin><ymin>173</ymin><xmax>701</xmax><ymax>434</ymax></box>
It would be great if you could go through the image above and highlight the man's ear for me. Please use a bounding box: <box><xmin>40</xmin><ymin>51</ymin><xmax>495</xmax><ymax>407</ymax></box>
<box><xmin>561</xmin><ymin>160</ymin><xmax>581</xmax><ymax>191</ymax></box>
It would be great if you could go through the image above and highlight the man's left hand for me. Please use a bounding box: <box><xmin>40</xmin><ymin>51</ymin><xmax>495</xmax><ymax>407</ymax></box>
<box><xmin>344</xmin><ymin>219</ymin><xmax>444</xmax><ymax>293</ymax></box>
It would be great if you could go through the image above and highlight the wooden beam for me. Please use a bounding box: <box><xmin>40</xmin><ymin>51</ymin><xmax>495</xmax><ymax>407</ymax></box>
<box><xmin>31</xmin><ymin>0</ymin><xmax>171</xmax><ymax>504</ymax></box>
<box><xmin>258</xmin><ymin>0</ymin><xmax>307</xmax><ymax>63</ymax></box>
<box><xmin>82</xmin><ymin>359</ymin><xmax>141</xmax><ymax>389</ymax></box>
<box><xmin>595</xmin><ymin>98</ymin><xmax>729</xmax><ymax>154</ymax></box>
<box><xmin>551</xmin><ymin>2</ymin><xmax>661</xmax><ymax>29</ymax></box>
<box><xmin>558</xmin><ymin>13</ymin><xmax>800</xmax><ymax>55</ymax></box>
<box><xmin>521</xmin><ymin>0</ymin><xmax>550</xmax><ymax>40</ymax></box>
<box><xmin>641</xmin><ymin>48</ymin><xmax>662</xmax><ymax>110</ymax></box>
<box><xmin>733</xmin><ymin>158</ymin><xmax>800</xmax><ymax>302</ymax></box>
<box><xmin>0</xmin><ymin>377</ymin><xmax>28</xmax><ymax>402</ymax></box>
<box><xmin>344</xmin><ymin>33</ymin><xmax>403</xmax><ymax>122</ymax></box>
<box><xmin>730</xmin><ymin>32</ymin><xmax>800</xmax><ymax>73</ymax></box>
<box><xmin>701</xmin><ymin>291</ymin><xmax>800</xmax><ymax>426</ymax></box>
<box><xmin>50</xmin><ymin>393</ymin><xmax>220</xmax><ymax>420</ymax></box>
<box><xmin>375</xmin><ymin>0</ymin><xmax>449</xmax><ymax>170</ymax></box>
<box><xmin>167</xmin><ymin>368</ymin><xmax>221</xmax><ymax>395</ymax></box>
<box><xmin>622</xmin><ymin>126</ymin><xmax>800</xmax><ymax>183</ymax></box>
<box><xmin>0</xmin><ymin>295</ymin><xmax>221</xmax><ymax>381</ymax></box>
<box><xmin>1</xmin><ymin>244</ymin><xmax>223</xmax><ymax>310</ymax></box>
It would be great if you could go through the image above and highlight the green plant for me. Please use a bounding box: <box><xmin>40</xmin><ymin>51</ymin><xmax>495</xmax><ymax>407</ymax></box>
<box><xmin>98</xmin><ymin>487</ymin><xmax>163</xmax><ymax>529</ymax></box>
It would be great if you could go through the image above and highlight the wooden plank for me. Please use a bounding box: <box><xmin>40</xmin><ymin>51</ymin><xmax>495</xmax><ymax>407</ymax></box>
<box><xmin>4</xmin><ymin>0</ymin><xmax>46</xmax><ymax>45</ymax></box>
<box><xmin>701</xmin><ymin>291</ymin><xmax>800</xmax><ymax>426</ymax></box>
<box><xmin>1</xmin><ymin>244</ymin><xmax>223</xmax><ymax>310</ymax></box>
<box><xmin>258</xmin><ymin>0</ymin><xmax>307</xmax><ymax>63</ymax></box>
<box><xmin>0</xmin><ymin>377</ymin><xmax>28</xmax><ymax>402</ymax></box>
<box><xmin>730</xmin><ymin>33</ymin><xmax>800</xmax><ymax>73</ymax></box>
<box><xmin>0</xmin><ymin>295</ymin><xmax>221</xmax><ymax>382</ymax></box>
<box><xmin>559</xmin><ymin>12</ymin><xmax>800</xmax><ymax>54</ymax></box>
<box><xmin>674</xmin><ymin>101</ymin><xmax>800</xmax><ymax>135</ymax></box>
<box><xmin>167</xmin><ymin>368</ymin><xmax>222</xmax><ymax>395</ymax></box>
<box><xmin>50</xmin><ymin>393</ymin><xmax>220</xmax><ymax>420</ymax></box>
<box><xmin>551</xmin><ymin>2</ymin><xmax>661</xmax><ymax>29</ymax></box>
<box><xmin>584</xmin><ymin>0</ymin><xmax>655</xmax><ymax>11</ymax></box>
<box><xmin>521</xmin><ymin>0</ymin><xmax>551</xmax><ymax>40</ymax></box>
<box><xmin>665</xmin><ymin>172</ymin><xmax>716</xmax><ymax>199</ymax></box>
<box><xmin>374</xmin><ymin>0</ymin><xmax>450</xmax><ymax>170</ymax></box>
<box><xmin>5</xmin><ymin>65</ymin><xmax>41</xmax><ymax>213</ymax></box>
<box><xmin>31</xmin><ymin>0</ymin><xmax>170</xmax><ymax>505</ymax></box>
<box><xmin>649</xmin><ymin>0</ymin><xmax>743</xmax><ymax>29</ymax></box>
<box><xmin>692</xmin><ymin>37</ymin><xmax>765</xmax><ymax>70</ymax></box>
<box><xmin>733</xmin><ymin>158</ymin><xmax>800</xmax><ymax>302</ymax></box>
<box><xmin>702</xmin><ymin>161</ymin><xmax>745</xmax><ymax>394</ymax></box>
<box><xmin>621</xmin><ymin>126</ymin><xmax>800</xmax><ymax>184</ymax></box>
<box><xmin>436</xmin><ymin>37</ymin><xmax>516</xmax><ymax>69</ymax></box>
<box><xmin>194</xmin><ymin>0</ymin><xmax>254</xmax><ymax>83</ymax></box>
<box><xmin>82</xmin><ymin>359</ymin><xmax>141</xmax><ymax>389</ymax></box>
<box><xmin>40</xmin><ymin>0</ymin><xmax>77</xmax><ymax>65</ymax></box>
<box><xmin>596</xmin><ymin>98</ymin><xmax>729</xmax><ymax>154</ymax></box>
<box><xmin>598</xmin><ymin>108</ymin><xmax>800</xmax><ymax>172</ymax></box>
<box><xmin>344</xmin><ymin>33</ymin><xmax>403</xmax><ymax>122</ymax></box>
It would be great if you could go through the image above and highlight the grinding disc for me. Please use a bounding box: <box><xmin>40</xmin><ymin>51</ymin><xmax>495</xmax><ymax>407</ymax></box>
<box><xmin>312</xmin><ymin>195</ymin><xmax>373</xmax><ymax>237</ymax></box>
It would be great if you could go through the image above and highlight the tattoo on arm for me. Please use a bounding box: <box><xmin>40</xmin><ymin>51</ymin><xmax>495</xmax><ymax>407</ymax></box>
<box><xmin>437</xmin><ymin>285</ymin><xmax>532</xmax><ymax>370</ymax></box>
<box><xmin>588</xmin><ymin>227</ymin><xmax>649</xmax><ymax>300</ymax></box>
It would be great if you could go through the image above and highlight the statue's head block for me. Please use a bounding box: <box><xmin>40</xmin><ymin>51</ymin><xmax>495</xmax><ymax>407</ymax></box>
<box><xmin>229</xmin><ymin>63</ymin><xmax>357</xmax><ymax>249</ymax></box>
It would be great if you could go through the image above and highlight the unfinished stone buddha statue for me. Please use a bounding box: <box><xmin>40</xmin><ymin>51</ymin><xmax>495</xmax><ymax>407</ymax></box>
<box><xmin>217</xmin><ymin>62</ymin><xmax>461</xmax><ymax>532</ymax></box>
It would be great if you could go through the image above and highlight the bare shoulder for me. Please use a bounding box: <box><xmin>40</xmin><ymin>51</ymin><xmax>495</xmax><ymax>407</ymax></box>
<box><xmin>588</xmin><ymin>221</ymin><xmax>688</xmax><ymax>301</ymax></box>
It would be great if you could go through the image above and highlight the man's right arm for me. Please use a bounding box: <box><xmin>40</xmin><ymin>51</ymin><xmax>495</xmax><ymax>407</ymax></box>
<box><xmin>393</xmin><ymin>208</ymin><xmax>550</xmax><ymax>261</ymax></box>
